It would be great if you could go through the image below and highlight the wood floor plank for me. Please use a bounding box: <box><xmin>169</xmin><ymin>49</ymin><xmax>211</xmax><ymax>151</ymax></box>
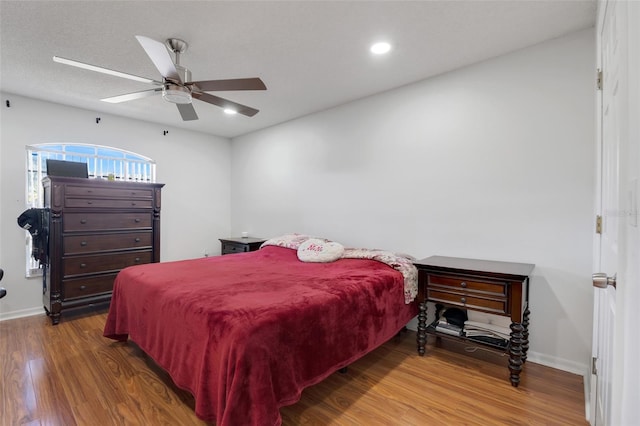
<box><xmin>28</xmin><ymin>357</ymin><xmax>77</xmax><ymax>426</ymax></box>
<box><xmin>0</xmin><ymin>310</ymin><xmax>588</xmax><ymax>425</ymax></box>
<box><xmin>2</xmin><ymin>350</ymin><xmax>38</xmax><ymax>425</ymax></box>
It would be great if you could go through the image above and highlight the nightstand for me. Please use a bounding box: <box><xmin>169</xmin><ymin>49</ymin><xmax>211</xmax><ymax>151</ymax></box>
<box><xmin>219</xmin><ymin>237</ymin><xmax>266</xmax><ymax>255</ymax></box>
<box><xmin>414</xmin><ymin>256</ymin><xmax>534</xmax><ymax>387</ymax></box>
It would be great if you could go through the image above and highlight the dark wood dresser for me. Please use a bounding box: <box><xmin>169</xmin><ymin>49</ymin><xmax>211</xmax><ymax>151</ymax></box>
<box><xmin>414</xmin><ymin>256</ymin><xmax>534</xmax><ymax>387</ymax></box>
<box><xmin>43</xmin><ymin>176</ymin><xmax>164</xmax><ymax>324</ymax></box>
<box><xmin>219</xmin><ymin>237</ymin><xmax>266</xmax><ymax>255</ymax></box>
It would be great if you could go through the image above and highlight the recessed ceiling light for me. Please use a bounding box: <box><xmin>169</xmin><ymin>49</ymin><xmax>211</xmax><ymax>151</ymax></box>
<box><xmin>370</xmin><ymin>42</ymin><xmax>391</xmax><ymax>55</ymax></box>
<box><xmin>224</xmin><ymin>108</ymin><xmax>237</xmax><ymax>115</ymax></box>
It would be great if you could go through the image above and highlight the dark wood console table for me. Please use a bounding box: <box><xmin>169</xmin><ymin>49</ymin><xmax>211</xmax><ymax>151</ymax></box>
<box><xmin>414</xmin><ymin>256</ymin><xmax>534</xmax><ymax>387</ymax></box>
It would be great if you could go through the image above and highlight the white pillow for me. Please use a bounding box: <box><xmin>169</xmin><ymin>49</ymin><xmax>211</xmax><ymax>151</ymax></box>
<box><xmin>297</xmin><ymin>238</ymin><xmax>344</xmax><ymax>263</ymax></box>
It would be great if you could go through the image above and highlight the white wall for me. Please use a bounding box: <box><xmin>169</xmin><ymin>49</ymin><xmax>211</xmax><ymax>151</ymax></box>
<box><xmin>0</xmin><ymin>94</ymin><xmax>231</xmax><ymax>319</ymax></box>
<box><xmin>231</xmin><ymin>29</ymin><xmax>596</xmax><ymax>373</ymax></box>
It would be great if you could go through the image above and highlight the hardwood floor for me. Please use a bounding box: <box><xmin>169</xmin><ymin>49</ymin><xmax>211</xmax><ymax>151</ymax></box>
<box><xmin>1</xmin><ymin>307</ymin><xmax>587</xmax><ymax>425</ymax></box>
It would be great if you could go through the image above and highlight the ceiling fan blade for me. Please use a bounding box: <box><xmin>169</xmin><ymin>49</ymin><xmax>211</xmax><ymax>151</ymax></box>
<box><xmin>190</xmin><ymin>78</ymin><xmax>267</xmax><ymax>92</ymax></box>
<box><xmin>176</xmin><ymin>103</ymin><xmax>199</xmax><ymax>121</ymax></box>
<box><xmin>53</xmin><ymin>56</ymin><xmax>160</xmax><ymax>84</ymax></box>
<box><xmin>192</xmin><ymin>92</ymin><xmax>259</xmax><ymax>117</ymax></box>
<box><xmin>135</xmin><ymin>36</ymin><xmax>181</xmax><ymax>83</ymax></box>
<box><xmin>101</xmin><ymin>88</ymin><xmax>162</xmax><ymax>103</ymax></box>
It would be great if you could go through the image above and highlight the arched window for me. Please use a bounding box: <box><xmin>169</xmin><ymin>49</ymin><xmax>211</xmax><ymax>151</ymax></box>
<box><xmin>24</xmin><ymin>143</ymin><xmax>156</xmax><ymax>276</ymax></box>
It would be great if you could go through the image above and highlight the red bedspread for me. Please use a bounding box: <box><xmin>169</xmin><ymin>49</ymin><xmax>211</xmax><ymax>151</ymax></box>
<box><xmin>104</xmin><ymin>245</ymin><xmax>417</xmax><ymax>425</ymax></box>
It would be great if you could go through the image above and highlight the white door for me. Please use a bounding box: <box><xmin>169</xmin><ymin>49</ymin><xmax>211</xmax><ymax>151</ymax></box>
<box><xmin>591</xmin><ymin>0</ymin><xmax>640</xmax><ymax>425</ymax></box>
<box><xmin>591</xmin><ymin>1</ymin><xmax>619</xmax><ymax>423</ymax></box>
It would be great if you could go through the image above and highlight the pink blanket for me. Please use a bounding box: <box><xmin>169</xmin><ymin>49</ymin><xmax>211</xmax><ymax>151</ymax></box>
<box><xmin>104</xmin><ymin>245</ymin><xmax>417</xmax><ymax>425</ymax></box>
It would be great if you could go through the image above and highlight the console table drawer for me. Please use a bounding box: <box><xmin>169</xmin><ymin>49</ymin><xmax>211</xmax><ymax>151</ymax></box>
<box><xmin>427</xmin><ymin>289</ymin><xmax>508</xmax><ymax>314</ymax></box>
<box><xmin>428</xmin><ymin>274</ymin><xmax>507</xmax><ymax>297</ymax></box>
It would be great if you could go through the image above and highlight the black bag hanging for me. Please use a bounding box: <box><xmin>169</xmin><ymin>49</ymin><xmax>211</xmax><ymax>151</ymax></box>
<box><xmin>17</xmin><ymin>208</ymin><xmax>49</xmax><ymax>264</ymax></box>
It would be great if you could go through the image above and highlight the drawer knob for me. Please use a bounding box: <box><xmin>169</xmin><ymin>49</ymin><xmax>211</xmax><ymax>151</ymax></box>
<box><xmin>87</xmin><ymin>201</ymin><xmax>93</xmax><ymax>205</ymax></box>
<box><xmin>460</xmin><ymin>282</ymin><xmax>467</xmax><ymax>288</ymax></box>
<box><xmin>80</xmin><ymin>263</ymin><xmax>87</xmax><ymax>268</ymax></box>
<box><xmin>134</xmin><ymin>238</ymin><xmax>141</xmax><ymax>242</ymax></box>
<box><xmin>80</xmin><ymin>241</ymin><xmax>87</xmax><ymax>246</ymax></box>
<box><xmin>134</xmin><ymin>218</ymin><xmax>141</xmax><ymax>223</ymax></box>
<box><xmin>460</xmin><ymin>297</ymin><xmax>467</xmax><ymax>304</ymax></box>
<box><xmin>80</xmin><ymin>285</ymin><xmax>86</xmax><ymax>290</ymax></box>
<box><xmin>131</xmin><ymin>202</ymin><xmax>136</xmax><ymax>206</ymax></box>
<box><xmin>134</xmin><ymin>257</ymin><xmax>141</xmax><ymax>262</ymax></box>
<box><xmin>80</xmin><ymin>219</ymin><xmax>87</xmax><ymax>224</ymax></box>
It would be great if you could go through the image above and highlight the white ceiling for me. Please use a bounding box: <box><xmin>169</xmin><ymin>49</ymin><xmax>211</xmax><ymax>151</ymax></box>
<box><xmin>0</xmin><ymin>1</ymin><xmax>596</xmax><ymax>139</ymax></box>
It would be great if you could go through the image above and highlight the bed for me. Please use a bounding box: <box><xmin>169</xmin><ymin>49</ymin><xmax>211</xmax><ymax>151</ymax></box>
<box><xmin>103</xmin><ymin>234</ymin><xmax>418</xmax><ymax>426</ymax></box>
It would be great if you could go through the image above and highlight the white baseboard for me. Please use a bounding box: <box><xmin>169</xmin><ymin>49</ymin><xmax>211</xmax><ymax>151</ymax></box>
<box><xmin>585</xmin><ymin>374</ymin><xmax>594</xmax><ymax>425</ymax></box>
<box><xmin>0</xmin><ymin>307</ymin><xmax>45</xmax><ymax>322</ymax></box>
<box><xmin>525</xmin><ymin>350</ymin><xmax>589</xmax><ymax>376</ymax></box>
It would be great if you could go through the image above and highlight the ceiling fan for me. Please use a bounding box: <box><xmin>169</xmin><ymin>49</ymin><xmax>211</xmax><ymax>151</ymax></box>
<box><xmin>53</xmin><ymin>36</ymin><xmax>266</xmax><ymax>121</ymax></box>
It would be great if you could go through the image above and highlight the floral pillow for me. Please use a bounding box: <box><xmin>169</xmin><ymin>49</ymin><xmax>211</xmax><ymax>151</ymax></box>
<box><xmin>297</xmin><ymin>238</ymin><xmax>345</xmax><ymax>263</ymax></box>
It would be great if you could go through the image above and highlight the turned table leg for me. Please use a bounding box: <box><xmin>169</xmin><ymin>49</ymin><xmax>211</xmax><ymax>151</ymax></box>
<box><xmin>417</xmin><ymin>301</ymin><xmax>427</xmax><ymax>356</ymax></box>
<box><xmin>509</xmin><ymin>322</ymin><xmax>525</xmax><ymax>387</ymax></box>
<box><xmin>522</xmin><ymin>306</ymin><xmax>530</xmax><ymax>362</ymax></box>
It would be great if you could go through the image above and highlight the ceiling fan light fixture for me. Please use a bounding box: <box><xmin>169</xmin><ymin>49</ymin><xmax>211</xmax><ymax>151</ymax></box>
<box><xmin>162</xmin><ymin>83</ymin><xmax>192</xmax><ymax>104</ymax></box>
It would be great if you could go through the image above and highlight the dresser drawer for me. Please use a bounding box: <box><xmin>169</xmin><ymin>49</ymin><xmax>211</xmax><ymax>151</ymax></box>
<box><xmin>63</xmin><ymin>232</ymin><xmax>152</xmax><ymax>255</ymax></box>
<box><xmin>222</xmin><ymin>242</ymin><xmax>249</xmax><ymax>255</ymax></box>
<box><xmin>64</xmin><ymin>212</ymin><xmax>152</xmax><ymax>232</ymax></box>
<box><xmin>65</xmin><ymin>185</ymin><xmax>153</xmax><ymax>199</ymax></box>
<box><xmin>428</xmin><ymin>274</ymin><xmax>507</xmax><ymax>297</ymax></box>
<box><xmin>63</xmin><ymin>250</ymin><xmax>152</xmax><ymax>276</ymax></box>
<box><xmin>62</xmin><ymin>274</ymin><xmax>117</xmax><ymax>300</ymax></box>
<box><xmin>427</xmin><ymin>289</ymin><xmax>508</xmax><ymax>314</ymax></box>
<box><xmin>65</xmin><ymin>198</ymin><xmax>153</xmax><ymax>209</ymax></box>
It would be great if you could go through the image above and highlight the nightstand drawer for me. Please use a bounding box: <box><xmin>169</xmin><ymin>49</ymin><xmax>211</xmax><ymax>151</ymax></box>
<box><xmin>428</xmin><ymin>274</ymin><xmax>507</xmax><ymax>297</ymax></box>
<box><xmin>219</xmin><ymin>238</ymin><xmax>266</xmax><ymax>255</ymax></box>
<box><xmin>427</xmin><ymin>289</ymin><xmax>508</xmax><ymax>314</ymax></box>
<box><xmin>222</xmin><ymin>242</ymin><xmax>248</xmax><ymax>255</ymax></box>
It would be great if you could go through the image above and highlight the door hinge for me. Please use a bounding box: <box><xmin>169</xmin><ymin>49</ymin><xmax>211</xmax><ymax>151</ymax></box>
<box><xmin>597</xmin><ymin>69</ymin><xmax>603</xmax><ymax>90</ymax></box>
<box><xmin>592</xmin><ymin>357</ymin><xmax>598</xmax><ymax>375</ymax></box>
<box><xmin>596</xmin><ymin>215</ymin><xmax>602</xmax><ymax>234</ymax></box>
